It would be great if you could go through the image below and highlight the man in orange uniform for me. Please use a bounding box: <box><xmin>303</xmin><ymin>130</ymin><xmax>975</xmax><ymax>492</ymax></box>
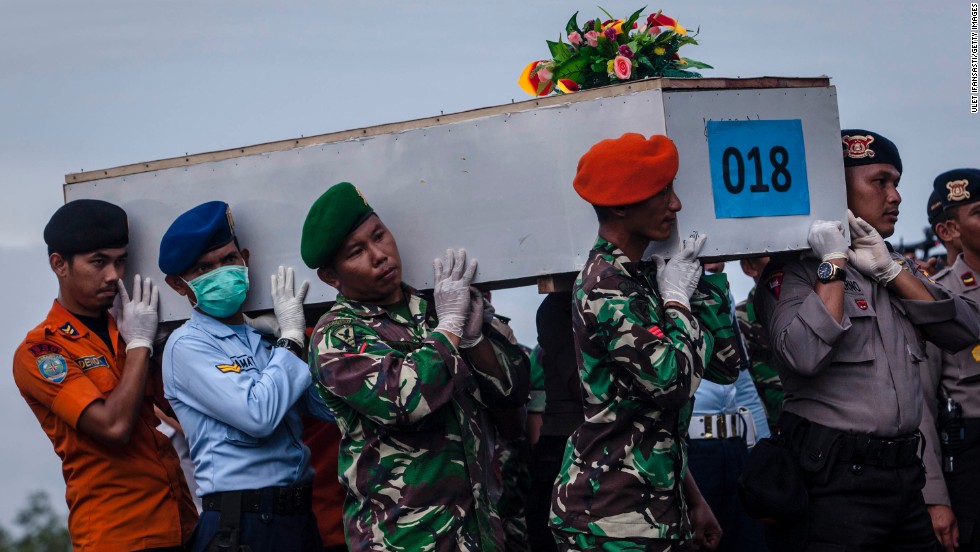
<box><xmin>12</xmin><ymin>199</ymin><xmax>197</xmax><ymax>551</ymax></box>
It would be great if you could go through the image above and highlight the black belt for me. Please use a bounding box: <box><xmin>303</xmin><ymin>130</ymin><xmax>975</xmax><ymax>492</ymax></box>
<box><xmin>202</xmin><ymin>484</ymin><xmax>313</xmax><ymax>516</ymax></box>
<box><xmin>779</xmin><ymin>413</ymin><xmax>922</xmax><ymax>469</ymax></box>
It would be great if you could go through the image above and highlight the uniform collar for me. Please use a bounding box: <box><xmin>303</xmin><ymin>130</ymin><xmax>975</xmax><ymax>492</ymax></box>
<box><xmin>45</xmin><ymin>299</ymin><xmax>106</xmax><ymax>340</ymax></box>
<box><xmin>951</xmin><ymin>254</ymin><xmax>978</xmax><ymax>287</ymax></box>
<box><xmin>188</xmin><ymin>309</ymin><xmax>252</xmax><ymax>339</ymax></box>
<box><xmin>333</xmin><ymin>283</ymin><xmax>428</xmax><ymax>325</ymax></box>
<box><xmin>592</xmin><ymin>236</ymin><xmax>633</xmax><ymax>275</ymax></box>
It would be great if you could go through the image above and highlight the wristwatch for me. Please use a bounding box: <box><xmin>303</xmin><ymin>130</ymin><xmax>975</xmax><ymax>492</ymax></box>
<box><xmin>275</xmin><ymin>337</ymin><xmax>304</xmax><ymax>356</ymax></box>
<box><xmin>816</xmin><ymin>261</ymin><xmax>846</xmax><ymax>284</ymax></box>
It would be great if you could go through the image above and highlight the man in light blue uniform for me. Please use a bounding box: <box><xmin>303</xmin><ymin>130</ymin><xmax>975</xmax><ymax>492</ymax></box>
<box><xmin>159</xmin><ymin>201</ymin><xmax>331</xmax><ymax>552</ymax></box>
<box><xmin>687</xmin><ymin>265</ymin><xmax>770</xmax><ymax>551</ymax></box>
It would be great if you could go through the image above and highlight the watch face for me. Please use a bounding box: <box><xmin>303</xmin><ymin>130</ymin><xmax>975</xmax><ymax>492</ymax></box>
<box><xmin>817</xmin><ymin>262</ymin><xmax>833</xmax><ymax>281</ymax></box>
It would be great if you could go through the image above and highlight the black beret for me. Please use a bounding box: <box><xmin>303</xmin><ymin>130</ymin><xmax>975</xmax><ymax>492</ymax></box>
<box><xmin>301</xmin><ymin>182</ymin><xmax>374</xmax><ymax>269</ymax></box>
<box><xmin>44</xmin><ymin>199</ymin><xmax>128</xmax><ymax>256</ymax></box>
<box><xmin>841</xmin><ymin>129</ymin><xmax>902</xmax><ymax>174</ymax></box>
<box><xmin>934</xmin><ymin>168</ymin><xmax>980</xmax><ymax>213</ymax></box>
<box><xmin>927</xmin><ymin>188</ymin><xmax>947</xmax><ymax>226</ymax></box>
<box><xmin>159</xmin><ymin>201</ymin><xmax>236</xmax><ymax>275</ymax></box>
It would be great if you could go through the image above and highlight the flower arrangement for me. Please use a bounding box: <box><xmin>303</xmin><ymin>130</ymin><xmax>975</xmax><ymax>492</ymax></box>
<box><xmin>518</xmin><ymin>7</ymin><xmax>711</xmax><ymax>96</ymax></box>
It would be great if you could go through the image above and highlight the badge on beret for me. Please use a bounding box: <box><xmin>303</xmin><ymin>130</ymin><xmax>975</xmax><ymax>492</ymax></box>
<box><xmin>947</xmin><ymin>179</ymin><xmax>971</xmax><ymax>202</ymax></box>
<box><xmin>36</xmin><ymin>354</ymin><xmax>68</xmax><ymax>383</ymax></box>
<box><xmin>842</xmin><ymin>135</ymin><xmax>875</xmax><ymax>160</ymax></box>
<box><xmin>225</xmin><ymin>205</ymin><xmax>236</xmax><ymax>233</ymax></box>
<box><xmin>962</xmin><ymin>272</ymin><xmax>977</xmax><ymax>287</ymax></box>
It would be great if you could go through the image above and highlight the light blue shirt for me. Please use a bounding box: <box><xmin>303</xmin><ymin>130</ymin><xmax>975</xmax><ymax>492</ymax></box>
<box><xmin>163</xmin><ymin>310</ymin><xmax>330</xmax><ymax>495</ymax></box>
<box><xmin>693</xmin><ymin>370</ymin><xmax>771</xmax><ymax>441</ymax></box>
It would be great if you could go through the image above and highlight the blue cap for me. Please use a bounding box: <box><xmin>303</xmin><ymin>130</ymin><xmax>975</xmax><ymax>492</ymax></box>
<box><xmin>159</xmin><ymin>201</ymin><xmax>236</xmax><ymax>275</ymax></box>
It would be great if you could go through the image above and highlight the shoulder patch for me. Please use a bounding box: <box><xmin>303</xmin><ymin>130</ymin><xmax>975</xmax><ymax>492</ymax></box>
<box><xmin>74</xmin><ymin>355</ymin><xmax>108</xmax><ymax>371</ymax></box>
<box><xmin>215</xmin><ymin>362</ymin><xmax>241</xmax><ymax>373</ymax></box>
<box><xmin>57</xmin><ymin>322</ymin><xmax>79</xmax><ymax>337</ymax></box>
<box><xmin>36</xmin><ymin>353</ymin><xmax>68</xmax><ymax>383</ymax></box>
<box><xmin>330</xmin><ymin>325</ymin><xmax>358</xmax><ymax>349</ymax></box>
<box><xmin>29</xmin><ymin>343</ymin><xmax>62</xmax><ymax>357</ymax></box>
<box><xmin>766</xmin><ymin>271</ymin><xmax>784</xmax><ymax>299</ymax></box>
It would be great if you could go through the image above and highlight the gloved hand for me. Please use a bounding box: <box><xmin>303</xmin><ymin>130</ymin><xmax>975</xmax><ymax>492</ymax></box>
<box><xmin>271</xmin><ymin>266</ymin><xmax>310</xmax><ymax>345</ymax></box>
<box><xmin>433</xmin><ymin>249</ymin><xmax>477</xmax><ymax>339</ymax></box>
<box><xmin>847</xmin><ymin>210</ymin><xmax>902</xmax><ymax>285</ymax></box>
<box><xmin>116</xmin><ymin>275</ymin><xmax>159</xmax><ymax>353</ymax></box>
<box><xmin>807</xmin><ymin>220</ymin><xmax>848</xmax><ymax>261</ymax></box>
<box><xmin>460</xmin><ymin>287</ymin><xmax>485</xmax><ymax>348</ymax></box>
<box><xmin>656</xmin><ymin>233</ymin><xmax>707</xmax><ymax>310</ymax></box>
<box><xmin>243</xmin><ymin>312</ymin><xmax>281</xmax><ymax>337</ymax></box>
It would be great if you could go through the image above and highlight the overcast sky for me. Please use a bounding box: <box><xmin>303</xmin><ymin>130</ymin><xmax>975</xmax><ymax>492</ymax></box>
<box><xmin>1</xmin><ymin>0</ymin><xmax>977</xmax><ymax>532</ymax></box>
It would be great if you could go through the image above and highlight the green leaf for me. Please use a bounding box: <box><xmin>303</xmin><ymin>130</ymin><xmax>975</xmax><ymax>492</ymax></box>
<box><xmin>597</xmin><ymin>5</ymin><xmax>615</xmax><ymax>21</ymax></box>
<box><xmin>623</xmin><ymin>6</ymin><xmax>646</xmax><ymax>32</ymax></box>
<box><xmin>566</xmin><ymin>11</ymin><xmax>582</xmax><ymax>36</ymax></box>
<box><xmin>591</xmin><ymin>60</ymin><xmax>607</xmax><ymax>73</ymax></box>
<box><xmin>681</xmin><ymin>58</ymin><xmax>713</xmax><ymax>69</ymax></box>
<box><xmin>547</xmin><ymin>39</ymin><xmax>573</xmax><ymax>62</ymax></box>
<box><xmin>663</xmin><ymin>68</ymin><xmax>702</xmax><ymax>78</ymax></box>
<box><xmin>555</xmin><ymin>55</ymin><xmax>591</xmax><ymax>83</ymax></box>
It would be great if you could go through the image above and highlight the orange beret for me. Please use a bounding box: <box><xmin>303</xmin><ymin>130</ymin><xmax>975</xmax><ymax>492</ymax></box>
<box><xmin>573</xmin><ymin>133</ymin><xmax>679</xmax><ymax>206</ymax></box>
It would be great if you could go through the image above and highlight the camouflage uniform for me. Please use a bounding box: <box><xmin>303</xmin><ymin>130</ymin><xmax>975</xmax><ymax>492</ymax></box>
<box><xmin>309</xmin><ymin>284</ymin><xmax>526</xmax><ymax>552</ymax></box>
<box><xmin>550</xmin><ymin>238</ymin><xmax>740</xmax><ymax>548</ymax></box>
<box><xmin>734</xmin><ymin>287</ymin><xmax>784</xmax><ymax>429</ymax></box>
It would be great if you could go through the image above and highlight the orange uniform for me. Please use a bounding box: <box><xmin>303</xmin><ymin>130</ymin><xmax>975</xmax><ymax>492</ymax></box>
<box><xmin>301</xmin><ymin>415</ymin><xmax>347</xmax><ymax>549</ymax></box>
<box><xmin>13</xmin><ymin>300</ymin><xmax>197</xmax><ymax>551</ymax></box>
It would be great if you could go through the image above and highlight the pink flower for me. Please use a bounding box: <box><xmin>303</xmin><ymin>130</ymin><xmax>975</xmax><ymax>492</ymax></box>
<box><xmin>648</xmin><ymin>25</ymin><xmax>661</xmax><ymax>35</ymax></box>
<box><xmin>584</xmin><ymin>30</ymin><xmax>599</xmax><ymax>47</ymax></box>
<box><xmin>603</xmin><ymin>27</ymin><xmax>617</xmax><ymax>41</ymax></box>
<box><xmin>535</xmin><ymin>64</ymin><xmax>553</xmax><ymax>81</ymax></box>
<box><xmin>568</xmin><ymin>31</ymin><xmax>583</xmax><ymax>45</ymax></box>
<box><xmin>618</xmin><ymin>44</ymin><xmax>634</xmax><ymax>59</ymax></box>
<box><xmin>613</xmin><ymin>55</ymin><xmax>632</xmax><ymax>80</ymax></box>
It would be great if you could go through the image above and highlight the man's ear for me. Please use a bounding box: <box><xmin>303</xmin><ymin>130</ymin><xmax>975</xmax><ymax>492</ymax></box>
<box><xmin>50</xmin><ymin>253</ymin><xmax>69</xmax><ymax>279</ymax></box>
<box><xmin>609</xmin><ymin>205</ymin><xmax>629</xmax><ymax>219</ymax></box>
<box><xmin>939</xmin><ymin>219</ymin><xmax>961</xmax><ymax>242</ymax></box>
<box><xmin>317</xmin><ymin>266</ymin><xmax>341</xmax><ymax>291</ymax></box>
<box><xmin>240</xmin><ymin>248</ymin><xmax>250</xmax><ymax>266</ymax></box>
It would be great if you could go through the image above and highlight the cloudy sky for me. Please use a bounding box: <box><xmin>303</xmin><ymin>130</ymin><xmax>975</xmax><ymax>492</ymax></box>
<box><xmin>1</xmin><ymin>0</ymin><xmax>976</xmax><ymax>532</ymax></box>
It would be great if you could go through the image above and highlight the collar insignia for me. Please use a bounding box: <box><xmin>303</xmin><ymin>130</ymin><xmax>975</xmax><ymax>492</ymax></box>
<box><xmin>842</xmin><ymin>135</ymin><xmax>876</xmax><ymax>160</ymax></box>
<box><xmin>962</xmin><ymin>272</ymin><xmax>977</xmax><ymax>287</ymax></box>
<box><xmin>58</xmin><ymin>322</ymin><xmax>78</xmax><ymax>337</ymax></box>
<box><xmin>855</xmin><ymin>298</ymin><xmax>869</xmax><ymax>310</ymax></box>
<box><xmin>972</xmin><ymin>344</ymin><xmax>980</xmax><ymax>362</ymax></box>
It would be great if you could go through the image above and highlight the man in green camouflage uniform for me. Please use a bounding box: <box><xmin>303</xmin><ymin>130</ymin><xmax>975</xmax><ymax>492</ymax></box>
<box><xmin>550</xmin><ymin>134</ymin><xmax>739</xmax><ymax>551</ymax></box>
<box><xmin>735</xmin><ymin>257</ymin><xmax>784</xmax><ymax>430</ymax></box>
<box><xmin>300</xmin><ymin>182</ymin><xmax>528</xmax><ymax>552</ymax></box>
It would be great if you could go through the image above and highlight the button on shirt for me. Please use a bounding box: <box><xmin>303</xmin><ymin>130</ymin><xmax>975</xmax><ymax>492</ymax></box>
<box><xmin>163</xmin><ymin>310</ymin><xmax>316</xmax><ymax>496</ymax></box>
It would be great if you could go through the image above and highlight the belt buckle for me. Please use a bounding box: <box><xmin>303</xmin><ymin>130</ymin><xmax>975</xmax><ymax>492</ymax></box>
<box><xmin>703</xmin><ymin>415</ymin><xmax>713</xmax><ymax>439</ymax></box>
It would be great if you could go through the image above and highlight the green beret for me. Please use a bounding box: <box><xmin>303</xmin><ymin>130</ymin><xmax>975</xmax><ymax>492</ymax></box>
<box><xmin>301</xmin><ymin>182</ymin><xmax>374</xmax><ymax>268</ymax></box>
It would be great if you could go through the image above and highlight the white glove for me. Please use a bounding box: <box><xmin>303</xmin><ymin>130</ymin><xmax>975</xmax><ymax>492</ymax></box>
<box><xmin>243</xmin><ymin>312</ymin><xmax>281</xmax><ymax>337</ymax></box>
<box><xmin>433</xmin><ymin>249</ymin><xmax>477</xmax><ymax>338</ymax></box>
<box><xmin>656</xmin><ymin>233</ymin><xmax>707</xmax><ymax>310</ymax></box>
<box><xmin>460</xmin><ymin>287</ymin><xmax>485</xmax><ymax>348</ymax></box>
<box><xmin>847</xmin><ymin>210</ymin><xmax>902</xmax><ymax>285</ymax></box>
<box><xmin>270</xmin><ymin>266</ymin><xmax>309</xmax><ymax>344</ymax></box>
<box><xmin>807</xmin><ymin>220</ymin><xmax>848</xmax><ymax>262</ymax></box>
<box><xmin>116</xmin><ymin>275</ymin><xmax>159</xmax><ymax>353</ymax></box>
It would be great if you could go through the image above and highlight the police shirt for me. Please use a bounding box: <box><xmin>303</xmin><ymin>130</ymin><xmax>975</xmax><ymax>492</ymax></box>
<box><xmin>918</xmin><ymin>254</ymin><xmax>980</xmax><ymax>505</ymax></box>
<box><xmin>755</xmin><ymin>252</ymin><xmax>979</xmax><ymax>438</ymax></box>
<box><xmin>163</xmin><ymin>310</ymin><xmax>317</xmax><ymax>496</ymax></box>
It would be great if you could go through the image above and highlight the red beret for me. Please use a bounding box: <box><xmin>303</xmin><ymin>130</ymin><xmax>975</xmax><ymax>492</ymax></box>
<box><xmin>573</xmin><ymin>133</ymin><xmax>679</xmax><ymax>206</ymax></box>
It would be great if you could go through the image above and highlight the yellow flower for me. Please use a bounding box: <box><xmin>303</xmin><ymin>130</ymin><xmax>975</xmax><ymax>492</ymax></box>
<box><xmin>653</xmin><ymin>46</ymin><xmax>666</xmax><ymax>56</ymax></box>
<box><xmin>606</xmin><ymin>59</ymin><xmax>615</xmax><ymax>74</ymax></box>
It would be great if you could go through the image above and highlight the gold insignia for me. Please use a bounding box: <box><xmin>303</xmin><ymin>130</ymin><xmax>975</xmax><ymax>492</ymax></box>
<box><xmin>216</xmin><ymin>362</ymin><xmax>241</xmax><ymax>373</ymax></box>
<box><xmin>929</xmin><ymin>200</ymin><xmax>942</xmax><ymax>212</ymax></box>
<box><xmin>842</xmin><ymin>135</ymin><xmax>875</xmax><ymax>159</ymax></box>
<box><xmin>947</xmin><ymin>179</ymin><xmax>971</xmax><ymax>202</ymax></box>
<box><xmin>225</xmin><ymin>205</ymin><xmax>236</xmax><ymax>233</ymax></box>
<box><xmin>973</xmin><ymin>344</ymin><xmax>980</xmax><ymax>363</ymax></box>
<box><xmin>355</xmin><ymin>187</ymin><xmax>367</xmax><ymax>206</ymax></box>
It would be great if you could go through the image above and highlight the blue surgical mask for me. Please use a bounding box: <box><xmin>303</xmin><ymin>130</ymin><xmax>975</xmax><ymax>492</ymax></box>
<box><xmin>185</xmin><ymin>265</ymin><xmax>249</xmax><ymax>318</ymax></box>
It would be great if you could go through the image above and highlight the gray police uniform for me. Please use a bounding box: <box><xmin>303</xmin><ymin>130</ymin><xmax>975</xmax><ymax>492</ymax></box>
<box><xmin>919</xmin><ymin>254</ymin><xmax>980</xmax><ymax>550</ymax></box>
<box><xmin>755</xmin><ymin>251</ymin><xmax>980</xmax><ymax>550</ymax></box>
